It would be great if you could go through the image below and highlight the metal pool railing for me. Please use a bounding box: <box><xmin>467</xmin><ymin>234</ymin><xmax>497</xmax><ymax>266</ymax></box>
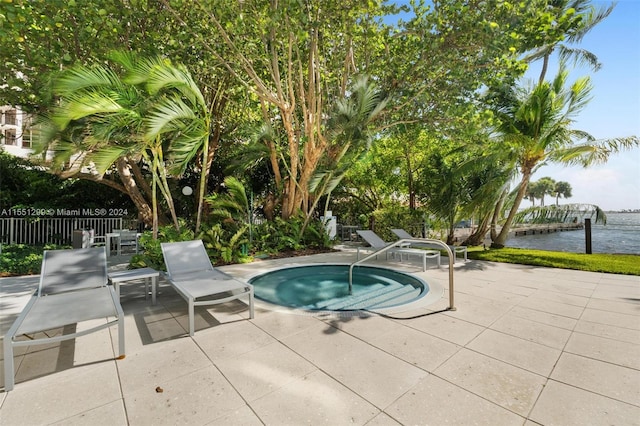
<box><xmin>349</xmin><ymin>238</ymin><xmax>456</xmax><ymax>311</ymax></box>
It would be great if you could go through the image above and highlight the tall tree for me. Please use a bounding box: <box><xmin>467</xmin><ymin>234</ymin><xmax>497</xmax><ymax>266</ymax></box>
<box><xmin>553</xmin><ymin>180</ymin><xmax>573</xmax><ymax>205</ymax></box>
<box><xmin>522</xmin><ymin>0</ymin><xmax>614</xmax><ymax>83</ymax></box>
<box><xmin>536</xmin><ymin>176</ymin><xmax>557</xmax><ymax>206</ymax></box>
<box><xmin>36</xmin><ymin>53</ymin><xmax>212</xmax><ymax>236</ymax></box>
<box><xmin>487</xmin><ymin>67</ymin><xmax>639</xmax><ymax>248</ymax></box>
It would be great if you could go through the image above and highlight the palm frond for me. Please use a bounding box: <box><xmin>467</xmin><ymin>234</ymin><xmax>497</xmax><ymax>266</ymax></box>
<box><xmin>87</xmin><ymin>146</ymin><xmax>131</xmax><ymax>175</ymax></box>
<box><xmin>54</xmin><ymin>65</ymin><xmax>122</xmax><ymax>95</ymax></box>
<box><xmin>513</xmin><ymin>203</ymin><xmax>607</xmax><ymax>225</ymax></box>
<box><xmin>144</xmin><ymin>96</ymin><xmax>198</xmax><ymax>140</ymax></box>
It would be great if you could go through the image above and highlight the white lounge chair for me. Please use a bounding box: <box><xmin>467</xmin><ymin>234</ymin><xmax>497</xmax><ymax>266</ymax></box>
<box><xmin>356</xmin><ymin>230</ymin><xmax>440</xmax><ymax>271</ymax></box>
<box><xmin>161</xmin><ymin>240</ymin><xmax>254</xmax><ymax>337</ymax></box>
<box><xmin>3</xmin><ymin>247</ymin><xmax>125</xmax><ymax>392</ymax></box>
<box><xmin>391</xmin><ymin>228</ymin><xmax>468</xmax><ymax>262</ymax></box>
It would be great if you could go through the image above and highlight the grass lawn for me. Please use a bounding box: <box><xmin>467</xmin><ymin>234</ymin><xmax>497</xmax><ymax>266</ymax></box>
<box><xmin>467</xmin><ymin>246</ymin><xmax>640</xmax><ymax>276</ymax></box>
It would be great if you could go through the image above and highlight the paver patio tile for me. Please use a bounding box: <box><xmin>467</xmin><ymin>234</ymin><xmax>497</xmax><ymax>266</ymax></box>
<box><xmin>434</xmin><ymin>348</ymin><xmax>546</xmax><ymax>416</ymax></box>
<box><xmin>574</xmin><ymin>319</ymin><xmax>640</xmax><ymax>344</ymax></box>
<box><xmin>2</xmin><ymin>255</ymin><xmax>640</xmax><ymax>425</ymax></box>
<box><xmin>544</xmin><ymin>277</ymin><xmax>598</xmax><ymax>290</ymax></box>
<box><xmin>489</xmin><ymin>314</ymin><xmax>572</xmax><ymax>349</ymax></box>
<box><xmin>468</xmin><ymin>329</ymin><xmax>561</xmax><ymax>376</ymax></box>
<box><xmin>250</xmin><ymin>309</ymin><xmax>324</xmax><ymax>340</ymax></box>
<box><xmin>579</xmin><ymin>308</ymin><xmax>640</xmax><ymax>330</ymax></box>
<box><xmin>551</xmin><ymin>352</ymin><xmax>640</xmax><ymax>406</ymax></box>
<box><xmin>564</xmin><ymin>332</ymin><xmax>640</xmax><ymax>369</ymax></box>
<box><xmin>538</xmin><ymin>281</ymin><xmax>594</xmax><ymax>297</ymax></box>
<box><xmin>0</xmin><ymin>362</ymin><xmax>121</xmax><ymax>425</ymax></box>
<box><xmin>125</xmin><ymin>365</ymin><xmax>246</xmax><ymax>426</ymax></box>
<box><xmin>117</xmin><ymin>336</ymin><xmax>212</xmax><ymax>397</ymax></box>
<box><xmin>249</xmin><ymin>370</ymin><xmax>379</xmax><ymax>425</ymax></box>
<box><xmin>598</xmin><ymin>274</ymin><xmax>640</xmax><ymax>286</ymax></box>
<box><xmin>529</xmin><ymin>380</ymin><xmax>640</xmax><ymax>426</ymax></box>
<box><xmin>591</xmin><ymin>286</ymin><xmax>640</xmax><ymax>302</ymax></box>
<box><xmin>214</xmin><ymin>341</ymin><xmax>317</xmax><ymax>402</ymax></box>
<box><xmin>282</xmin><ymin>322</ymin><xmax>428</xmax><ymax>408</ymax></box>
<box><xmin>456</xmin><ymin>280</ymin><xmax>527</xmax><ymax>304</ymax></box>
<box><xmin>203</xmin><ymin>404</ymin><xmax>263</xmax><ymax>426</ymax></box>
<box><xmin>530</xmin><ymin>289</ymin><xmax>590</xmax><ymax>307</ymax></box>
<box><xmin>49</xmin><ymin>400</ymin><xmax>127</xmax><ymax>426</ymax></box>
<box><xmin>385</xmin><ymin>374</ymin><xmax>524</xmax><ymax>425</ymax></box>
<box><xmin>441</xmin><ymin>292</ymin><xmax>515</xmax><ymax>327</ymax></box>
<box><xmin>368</xmin><ymin>323</ymin><xmax>461</xmax><ymax>372</ymax></box>
<box><xmin>517</xmin><ymin>297</ymin><xmax>585</xmax><ymax>319</ymax></box>
<box><xmin>193</xmin><ymin>320</ymin><xmax>276</xmax><ymax>361</ymax></box>
<box><xmin>586</xmin><ymin>298</ymin><xmax>640</xmax><ymax>316</ymax></box>
<box><xmin>365</xmin><ymin>412</ymin><xmax>403</xmax><ymax>425</ymax></box>
<box><xmin>404</xmin><ymin>311</ymin><xmax>485</xmax><ymax>346</ymax></box>
<box><xmin>507</xmin><ymin>305</ymin><xmax>577</xmax><ymax>330</ymax></box>
<box><xmin>321</xmin><ymin>313</ymin><xmax>403</xmax><ymax>342</ymax></box>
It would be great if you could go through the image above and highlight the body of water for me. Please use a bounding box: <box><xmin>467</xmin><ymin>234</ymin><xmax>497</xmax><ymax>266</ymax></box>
<box><xmin>505</xmin><ymin>212</ymin><xmax>640</xmax><ymax>255</ymax></box>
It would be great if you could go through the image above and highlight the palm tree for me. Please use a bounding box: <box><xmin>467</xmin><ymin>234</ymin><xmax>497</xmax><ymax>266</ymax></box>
<box><xmin>487</xmin><ymin>67</ymin><xmax>639</xmax><ymax>248</ymax></box>
<box><xmin>537</xmin><ymin>176</ymin><xmax>557</xmax><ymax>206</ymax></box>
<box><xmin>526</xmin><ymin>181</ymin><xmax>542</xmax><ymax>206</ymax></box>
<box><xmin>305</xmin><ymin>76</ymin><xmax>387</xmax><ymax>235</ymax></box>
<box><xmin>523</xmin><ymin>0</ymin><xmax>614</xmax><ymax>84</ymax></box>
<box><xmin>37</xmin><ymin>52</ymin><xmax>211</xmax><ymax>237</ymax></box>
<box><xmin>554</xmin><ymin>180</ymin><xmax>573</xmax><ymax>205</ymax></box>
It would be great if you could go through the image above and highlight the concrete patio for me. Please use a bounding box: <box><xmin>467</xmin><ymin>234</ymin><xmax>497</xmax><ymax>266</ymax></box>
<box><xmin>1</xmin><ymin>248</ymin><xmax>639</xmax><ymax>425</ymax></box>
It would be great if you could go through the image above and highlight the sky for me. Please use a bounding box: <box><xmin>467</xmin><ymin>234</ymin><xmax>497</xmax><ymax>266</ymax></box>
<box><xmin>526</xmin><ymin>0</ymin><xmax>640</xmax><ymax>211</ymax></box>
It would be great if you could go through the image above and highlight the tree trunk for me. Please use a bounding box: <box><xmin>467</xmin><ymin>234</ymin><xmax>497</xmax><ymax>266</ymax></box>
<box><xmin>461</xmin><ymin>211</ymin><xmax>491</xmax><ymax>246</ymax></box>
<box><xmin>492</xmin><ymin>168</ymin><xmax>532</xmax><ymax>248</ymax></box>
<box><xmin>115</xmin><ymin>158</ymin><xmax>155</xmax><ymax>227</ymax></box>
<box><xmin>490</xmin><ymin>189</ymin><xmax>507</xmax><ymax>241</ymax></box>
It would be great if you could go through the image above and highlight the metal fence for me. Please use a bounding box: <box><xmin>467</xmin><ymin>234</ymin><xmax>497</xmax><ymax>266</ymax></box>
<box><xmin>0</xmin><ymin>217</ymin><xmax>125</xmax><ymax>246</ymax></box>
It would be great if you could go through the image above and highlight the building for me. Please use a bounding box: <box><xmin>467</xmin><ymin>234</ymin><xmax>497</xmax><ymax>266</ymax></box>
<box><xmin>0</xmin><ymin>106</ymin><xmax>39</xmax><ymax>158</ymax></box>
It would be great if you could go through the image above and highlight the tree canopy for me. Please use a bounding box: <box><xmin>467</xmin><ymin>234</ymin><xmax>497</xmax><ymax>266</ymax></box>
<box><xmin>2</xmin><ymin>0</ymin><xmax>636</xmax><ymax>248</ymax></box>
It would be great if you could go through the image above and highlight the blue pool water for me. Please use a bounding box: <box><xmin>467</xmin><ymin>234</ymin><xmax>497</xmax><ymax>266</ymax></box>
<box><xmin>249</xmin><ymin>264</ymin><xmax>428</xmax><ymax>311</ymax></box>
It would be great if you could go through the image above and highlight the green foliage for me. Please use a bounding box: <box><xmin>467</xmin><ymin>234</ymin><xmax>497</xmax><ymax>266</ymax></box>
<box><xmin>129</xmin><ymin>223</ymin><xmax>195</xmax><ymax>270</ymax></box>
<box><xmin>199</xmin><ymin>224</ymin><xmax>251</xmax><ymax>265</ymax></box>
<box><xmin>369</xmin><ymin>205</ymin><xmax>426</xmax><ymax>242</ymax></box>
<box><xmin>252</xmin><ymin>216</ymin><xmax>333</xmax><ymax>255</ymax></box>
<box><xmin>0</xmin><ymin>151</ymin><xmax>132</xmax><ymax>212</ymax></box>
<box><xmin>0</xmin><ymin>244</ymin><xmax>69</xmax><ymax>277</ymax></box>
<box><xmin>468</xmin><ymin>247</ymin><xmax>640</xmax><ymax>276</ymax></box>
<box><xmin>513</xmin><ymin>203</ymin><xmax>606</xmax><ymax>225</ymax></box>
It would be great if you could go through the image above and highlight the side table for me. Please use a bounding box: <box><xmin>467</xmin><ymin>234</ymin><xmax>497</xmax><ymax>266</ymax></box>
<box><xmin>108</xmin><ymin>267</ymin><xmax>159</xmax><ymax>305</ymax></box>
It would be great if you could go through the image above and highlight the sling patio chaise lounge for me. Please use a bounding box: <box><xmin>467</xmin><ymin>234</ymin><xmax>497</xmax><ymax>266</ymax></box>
<box><xmin>161</xmin><ymin>240</ymin><xmax>254</xmax><ymax>337</ymax></box>
<box><xmin>3</xmin><ymin>247</ymin><xmax>125</xmax><ymax>392</ymax></box>
<box><xmin>356</xmin><ymin>230</ymin><xmax>440</xmax><ymax>271</ymax></box>
<box><xmin>391</xmin><ymin>228</ymin><xmax>468</xmax><ymax>262</ymax></box>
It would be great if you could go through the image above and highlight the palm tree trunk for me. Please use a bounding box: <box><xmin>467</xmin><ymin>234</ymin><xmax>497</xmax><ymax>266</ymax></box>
<box><xmin>115</xmin><ymin>158</ymin><xmax>154</xmax><ymax>227</ymax></box>
<box><xmin>461</xmin><ymin>210</ymin><xmax>491</xmax><ymax>246</ymax></box>
<box><xmin>492</xmin><ymin>169</ymin><xmax>532</xmax><ymax>248</ymax></box>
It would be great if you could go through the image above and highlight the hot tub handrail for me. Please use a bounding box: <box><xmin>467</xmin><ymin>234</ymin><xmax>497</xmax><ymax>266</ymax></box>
<box><xmin>349</xmin><ymin>238</ymin><xmax>456</xmax><ymax>311</ymax></box>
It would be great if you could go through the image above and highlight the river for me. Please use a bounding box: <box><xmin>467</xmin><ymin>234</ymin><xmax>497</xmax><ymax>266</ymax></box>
<box><xmin>505</xmin><ymin>212</ymin><xmax>640</xmax><ymax>255</ymax></box>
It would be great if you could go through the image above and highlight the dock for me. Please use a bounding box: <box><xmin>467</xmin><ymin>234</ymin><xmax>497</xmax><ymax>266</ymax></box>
<box><xmin>511</xmin><ymin>222</ymin><xmax>584</xmax><ymax>236</ymax></box>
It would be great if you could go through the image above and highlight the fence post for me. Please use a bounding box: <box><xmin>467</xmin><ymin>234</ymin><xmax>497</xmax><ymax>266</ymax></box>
<box><xmin>584</xmin><ymin>218</ymin><xmax>592</xmax><ymax>254</ymax></box>
<box><xmin>10</xmin><ymin>218</ymin><xmax>15</xmax><ymax>244</ymax></box>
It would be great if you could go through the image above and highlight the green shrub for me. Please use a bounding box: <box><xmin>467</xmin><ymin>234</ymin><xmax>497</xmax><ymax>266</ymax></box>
<box><xmin>251</xmin><ymin>215</ymin><xmax>333</xmax><ymax>255</ymax></box>
<box><xmin>130</xmin><ymin>223</ymin><xmax>195</xmax><ymax>270</ymax></box>
<box><xmin>0</xmin><ymin>244</ymin><xmax>70</xmax><ymax>276</ymax></box>
<box><xmin>369</xmin><ymin>205</ymin><xmax>426</xmax><ymax>241</ymax></box>
<box><xmin>199</xmin><ymin>223</ymin><xmax>252</xmax><ymax>264</ymax></box>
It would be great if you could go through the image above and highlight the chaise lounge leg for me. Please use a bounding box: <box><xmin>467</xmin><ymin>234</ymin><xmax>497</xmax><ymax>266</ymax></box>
<box><xmin>189</xmin><ymin>298</ymin><xmax>195</xmax><ymax>337</ymax></box>
<box><xmin>4</xmin><ymin>337</ymin><xmax>14</xmax><ymax>392</ymax></box>
<box><xmin>248</xmin><ymin>288</ymin><xmax>255</xmax><ymax>319</ymax></box>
